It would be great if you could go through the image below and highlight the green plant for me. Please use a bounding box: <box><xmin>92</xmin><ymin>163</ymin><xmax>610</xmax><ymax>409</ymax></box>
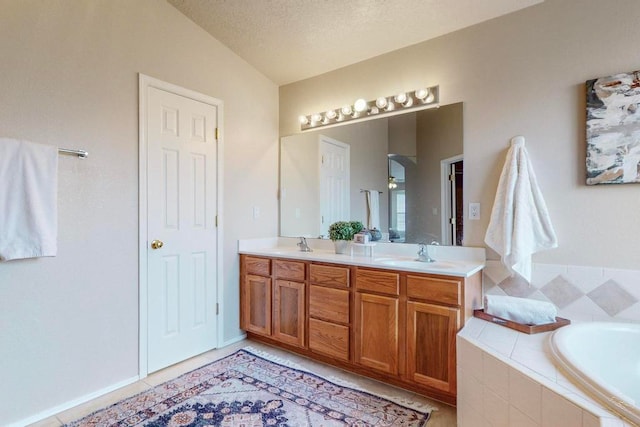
<box><xmin>328</xmin><ymin>221</ymin><xmax>364</xmax><ymax>241</ymax></box>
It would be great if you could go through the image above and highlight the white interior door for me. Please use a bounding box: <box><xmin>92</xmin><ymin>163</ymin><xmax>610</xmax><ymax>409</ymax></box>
<box><xmin>145</xmin><ymin>86</ymin><xmax>219</xmax><ymax>373</ymax></box>
<box><xmin>319</xmin><ymin>136</ymin><xmax>350</xmax><ymax>237</ymax></box>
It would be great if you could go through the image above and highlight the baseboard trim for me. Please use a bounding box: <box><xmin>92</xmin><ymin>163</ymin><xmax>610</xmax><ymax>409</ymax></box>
<box><xmin>220</xmin><ymin>333</ymin><xmax>247</xmax><ymax>348</ymax></box>
<box><xmin>9</xmin><ymin>375</ymin><xmax>139</xmax><ymax>427</ymax></box>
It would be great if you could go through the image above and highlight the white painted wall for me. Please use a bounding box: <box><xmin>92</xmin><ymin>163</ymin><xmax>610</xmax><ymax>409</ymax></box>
<box><xmin>280</xmin><ymin>0</ymin><xmax>640</xmax><ymax>270</ymax></box>
<box><xmin>0</xmin><ymin>0</ymin><xmax>277</xmax><ymax>424</ymax></box>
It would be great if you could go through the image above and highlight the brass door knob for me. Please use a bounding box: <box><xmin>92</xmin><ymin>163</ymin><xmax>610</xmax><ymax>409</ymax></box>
<box><xmin>151</xmin><ymin>240</ymin><xmax>164</xmax><ymax>250</ymax></box>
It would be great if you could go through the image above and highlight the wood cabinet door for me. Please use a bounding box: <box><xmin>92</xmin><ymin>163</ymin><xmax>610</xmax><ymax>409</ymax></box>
<box><xmin>355</xmin><ymin>292</ymin><xmax>399</xmax><ymax>375</ymax></box>
<box><xmin>241</xmin><ymin>274</ymin><xmax>272</xmax><ymax>336</ymax></box>
<box><xmin>273</xmin><ymin>280</ymin><xmax>306</xmax><ymax>348</ymax></box>
<box><xmin>406</xmin><ymin>301</ymin><xmax>459</xmax><ymax>393</ymax></box>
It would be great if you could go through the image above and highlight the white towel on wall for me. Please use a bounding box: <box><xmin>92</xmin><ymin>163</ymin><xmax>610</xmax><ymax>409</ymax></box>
<box><xmin>0</xmin><ymin>138</ymin><xmax>58</xmax><ymax>261</ymax></box>
<box><xmin>484</xmin><ymin>136</ymin><xmax>558</xmax><ymax>283</ymax></box>
<box><xmin>365</xmin><ymin>190</ymin><xmax>380</xmax><ymax>230</ymax></box>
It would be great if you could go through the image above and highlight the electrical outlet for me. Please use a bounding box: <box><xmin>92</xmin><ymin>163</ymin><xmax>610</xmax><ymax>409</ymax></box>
<box><xmin>469</xmin><ymin>203</ymin><xmax>480</xmax><ymax>220</ymax></box>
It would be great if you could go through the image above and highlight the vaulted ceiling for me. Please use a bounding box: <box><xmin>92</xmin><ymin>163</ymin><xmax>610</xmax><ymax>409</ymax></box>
<box><xmin>167</xmin><ymin>0</ymin><xmax>543</xmax><ymax>85</ymax></box>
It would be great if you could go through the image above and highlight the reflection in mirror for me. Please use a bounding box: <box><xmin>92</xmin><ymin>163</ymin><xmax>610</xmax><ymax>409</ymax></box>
<box><xmin>280</xmin><ymin>102</ymin><xmax>463</xmax><ymax>244</ymax></box>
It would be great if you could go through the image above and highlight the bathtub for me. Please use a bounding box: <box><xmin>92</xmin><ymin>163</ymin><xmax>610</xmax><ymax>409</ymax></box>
<box><xmin>550</xmin><ymin>322</ymin><xmax>640</xmax><ymax>425</ymax></box>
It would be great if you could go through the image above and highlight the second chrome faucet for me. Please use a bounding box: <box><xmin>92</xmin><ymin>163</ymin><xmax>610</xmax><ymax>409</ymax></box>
<box><xmin>297</xmin><ymin>237</ymin><xmax>312</xmax><ymax>252</ymax></box>
<box><xmin>417</xmin><ymin>241</ymin><xmax>438</xmax><ymax>262</ymax></box>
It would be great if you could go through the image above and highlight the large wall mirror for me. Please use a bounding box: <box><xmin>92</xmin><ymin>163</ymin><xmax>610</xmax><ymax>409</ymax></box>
<box><xmin>280</xmin><ymin>102</ymin><xmax>463</xmax><ymax>245</ymax></box>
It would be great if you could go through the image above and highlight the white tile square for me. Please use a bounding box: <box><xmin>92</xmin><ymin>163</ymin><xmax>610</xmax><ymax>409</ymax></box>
<box><xmin>458</xmin><ymin>337</ymin><xmax>484</xmax><ymax>380</ymax></box>
<box><xmin>509</xmin><ymin>405</ymin><xmax>540</xmax><ymax>427</ymax></box>
<box><xmin>614</xmin><ymin>302</ymin><xmax>640</xmax><ymax>323</ymax></box>
<box><xmin>483</xmin><ymin>353</ymin><xmax>509</xmax><ymax>400</ymax></box>
<box><xmin>532</xmin><ymin>264</ymin><xmax>569</xmax><ymax>289</ymax></box>
<box><xmin>457</xmin><ymin>366</ymin><xmax>484</xmax><ymax>414</ymax></box>
<box><xmin>514</xmin><ymin>330</ymin><xmax>552</xmax><ymax>352</ymax></box>
<box><xmin>484</xmin><ymin>261</ymin><xmax>512</xmax><ymax>287</ymax></box>
<box><xmin>557</xmin><ymin>296</ymin><xmax>607</xmax><ymax>322</ymax></box>
<box><xmin>509</xmin><ymin>367</ymin><xmax>542</xmax><ymax>424</ymax></box>
<box><xmin>483</xmin><ymin>386</ymin><xmax>509</xmax><ymax>427</ymax></box>
<box><xmin>485</xmin><ymin>286</ymin><xmax>508</xmax><ymax>296</ymax></box>
<box><xmin>478</xmin><ymin>322</ymin><xmax>519</xmax><ymax>357</ymax></box>
<box><xmin>603</xmin><ymin>268</ymin><xmax>640</xmax><ymax>296</ymax></box>
<box><xmin>566</xmin><ymin>265</ymin><xmax>605</xmax><ymax>294</ymax></box>
<box><xmin>541</xmin><ymin>387</ymin><xmax>582</xmax><ymax>427</ymax></box>
<box><xmin>461</xmin><ymin>318</ymin><xmax>487</xmax><ymax>339</ymax></box>
<box><xmin>511</xmin><ymin>346</ymin><xmax>557</xmax><ymax>381</ymax></box>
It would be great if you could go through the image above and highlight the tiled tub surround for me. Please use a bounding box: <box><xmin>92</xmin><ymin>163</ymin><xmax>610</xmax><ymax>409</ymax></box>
<box><xmin>457</xmin><ymin>318</ymin><xmax>634</xmax><ymax>427</ymax></box>
<box><xmin>483</xmin><ymin>261</ymin><xmax>640</xmax><ymax>323</ymax></box>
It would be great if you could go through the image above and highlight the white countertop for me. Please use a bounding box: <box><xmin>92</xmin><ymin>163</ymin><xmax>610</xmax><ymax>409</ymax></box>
<box><xmin>238</xmin><ymin>237</ymin><xmax>485</xmax><ymax>278</ymax></box>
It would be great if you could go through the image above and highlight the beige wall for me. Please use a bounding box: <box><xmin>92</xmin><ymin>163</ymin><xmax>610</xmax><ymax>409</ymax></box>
<box><xmin>280</xmin><ymin>0</ymin><xmax>640</xmax><ymax>269</ymax></box>
<box><xmin>414</xmin><ymin>103</ymin><xmax>463</xmax><ymax>243</ymax></box>
<box><xmin>0</xmin><ymin>0</ymin><xmax>278</xmax><ymax>423</ymax></box>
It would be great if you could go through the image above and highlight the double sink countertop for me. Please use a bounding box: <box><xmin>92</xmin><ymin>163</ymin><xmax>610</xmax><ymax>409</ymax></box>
<box><xmin>238</xmin><ymin>237</ymin><xmax>485</xmax><ymax>278</ymax></box>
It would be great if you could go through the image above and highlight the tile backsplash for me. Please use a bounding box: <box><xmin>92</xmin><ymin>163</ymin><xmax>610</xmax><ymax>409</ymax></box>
<box><xmin>483</xmin><ymin>261</ymin><xmax>640</xmax><ymax>323</ymax></box>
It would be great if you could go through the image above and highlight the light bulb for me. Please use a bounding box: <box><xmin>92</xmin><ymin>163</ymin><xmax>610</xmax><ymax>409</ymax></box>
<box><xmin>376</xmin><ymin>97</ymin><xmax>388</xmax><ymax>109</ymax></box>
<box><xmin>424</xmin><ymin>90</ymin><xmax>435</xmax><ymax>103</ymax></box>
<box><xmin>369</xmin><ymin>106</ymin><xmax>379</xmax><ymax>115</ymax></box>
<box><xmin>311</xmin><ymin>113</ymin><xmax>322</xmax><ymax>123</ymax></box>
<box><xmin>415</xmin><ymin>88</ymin><xmax>428</xmax><ymax>100</ymax></box>
<box><xmin>341</xmin><ymin>105</ymin><xmax>353</xmax><ymax>116</ymax></box>
<box><xmin>394</xmin><ymin>92</ymin><xmax>407</xmax><ymax>104</ymax></box>
<box><xmin>325</xmin><ymin>110</ymin><xmax>337</xmax><ymax>120</ymax></box>
<box><xmin>354</xmin><ymin>98</ymin><xmax>368</xmax><ymax>113</ymax></box>
<box><xmin>299</xmin><ymin>115</ymin><xmax>309</xmax><ymax>125</ymax></box>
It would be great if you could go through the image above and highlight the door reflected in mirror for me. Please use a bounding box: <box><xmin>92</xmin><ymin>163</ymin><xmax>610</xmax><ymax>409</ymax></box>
<box><xmin>280</xmin><ymin>102</ymin><xmax>464</xmax><ymax>244</ymax></box>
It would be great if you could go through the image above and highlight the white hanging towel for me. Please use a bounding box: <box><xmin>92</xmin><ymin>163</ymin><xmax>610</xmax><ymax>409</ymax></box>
<box><xmin>484</xmin><ymin>136</ymin><xmax>557</xmax><ymax>283</ymax></box>
<box><xmin>365</xmin><ymin>190</ymin><xmax>380</xmax><ymax>230</ymax></box>
<box><xmin>0</xmin><ymin>138</ymin><xmax>58</xmax><ymax>261</ymax></box>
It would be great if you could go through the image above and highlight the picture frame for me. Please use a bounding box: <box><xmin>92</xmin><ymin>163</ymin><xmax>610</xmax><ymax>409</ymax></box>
<box><xmin>586</xmin><ymin>70</ymin><xmax>640</xmax><ymax>185</ymax></box>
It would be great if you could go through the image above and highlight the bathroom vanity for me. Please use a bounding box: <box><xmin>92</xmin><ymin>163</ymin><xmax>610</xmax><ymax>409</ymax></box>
<box><xmin>238</xmin><ymin>240</ymin><xmax>484</xmax><ymax>405</ymax></box>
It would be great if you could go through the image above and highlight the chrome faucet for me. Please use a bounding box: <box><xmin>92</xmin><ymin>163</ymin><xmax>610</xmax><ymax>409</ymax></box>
<box><xmin>416</xmin><ymin>243</ymin><xmax>435</xmax><ymax>262</ymax></box>
<box><xmin>297</xmin><ymin>237</ymin><xmax>312</xmax><ymax>252</ymax></box>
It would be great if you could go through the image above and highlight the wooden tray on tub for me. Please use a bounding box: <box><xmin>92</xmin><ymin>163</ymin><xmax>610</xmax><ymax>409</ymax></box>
<box><xmin>473</xmin><ymin>309</ymin><xmax>571</xmax><ymax>334</ymax></box>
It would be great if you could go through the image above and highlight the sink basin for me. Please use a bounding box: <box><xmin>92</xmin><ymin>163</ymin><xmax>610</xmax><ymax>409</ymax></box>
<box><xmin>375</xmin><ymin>258</ymin><xmax>456</xmax><ymax>269</ymax></box>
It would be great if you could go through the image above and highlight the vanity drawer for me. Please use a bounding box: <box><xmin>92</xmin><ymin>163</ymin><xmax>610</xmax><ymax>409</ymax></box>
<box><xmin>310</xmin><ymin>264</ymin><xmax>350</xmax><ymax>288</ymax></box>
<box><xmin>309</xmin><ymin>318</ymin><xmax>349</xmax><ymax>361</ymax></box>
<box><xmin>274</xmin><ymin>259</ymin><xmax>306</xmax><ymax>281</ymax></box>
<box><xmin>244</xmin><ymin>256</ymin><xmax>271</xmax><ymax>277</ymax></box>
<box><xmin>309</xmin><ymin>285</ymin><xmax>349</xmax><ymax>324</ymax></box>
<box><xmin>407</xmin><ymin>275</ymin><xmax>462</xmax><ymax>306</ymax></box>
<box><xmin>355</xmin><ymin>269</ymin><xmax>400</xmax><ymax>296</ymax></box>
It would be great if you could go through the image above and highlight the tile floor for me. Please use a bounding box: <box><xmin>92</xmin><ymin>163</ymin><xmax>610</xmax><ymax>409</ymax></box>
<box><xmin>27</xmin><ymin>339</ymin><xmax>457</xmax><ymax>426</ymax></box>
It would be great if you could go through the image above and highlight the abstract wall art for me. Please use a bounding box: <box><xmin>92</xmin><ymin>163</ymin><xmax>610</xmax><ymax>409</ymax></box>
<box><xmin>586</xmin><ymin>70</ymin><xmax>640</xmax><ymax>185</ymax></box>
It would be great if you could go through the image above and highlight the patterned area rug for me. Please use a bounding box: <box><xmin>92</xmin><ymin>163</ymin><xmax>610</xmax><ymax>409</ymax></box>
<box><xmin>65</xmin><ymin>349</ymin><xmax>431</xmax><ymax>426</ymax></box>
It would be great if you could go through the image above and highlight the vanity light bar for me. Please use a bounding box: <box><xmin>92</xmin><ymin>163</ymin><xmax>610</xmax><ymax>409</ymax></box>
<box><xmin>299</xmin><ymin>85</ymin><xmax>439</xmax><ymax>131</ymax></box>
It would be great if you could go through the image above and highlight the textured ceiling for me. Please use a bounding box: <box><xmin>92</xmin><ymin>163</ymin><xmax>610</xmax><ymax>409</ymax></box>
<box><xmin>167</xmin><ymin>0</ymin><xmax>543</xmax><ymax>85</ymax></box>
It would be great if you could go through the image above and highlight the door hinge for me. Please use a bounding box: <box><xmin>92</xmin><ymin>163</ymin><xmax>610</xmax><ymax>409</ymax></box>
<box><xmin>215</xmin><ymin>127</ymin><xmax>219</xmax><ymax>141</ymax></box>
<box><xmin>448</xmin><ymin>174</ymin><xmax>455</xmax><ymax>182</ymax></box>
<box><xmin>450</xmin><ymin>217</ymin><xmax>456</xmax><ymax>225</ymax></box>
<box><xmin>216</xmin><ymin>303</ymin><xmax>219</xmax><ymax>315</ymax></box>
<box><xmin>215</xmin><ymin>215</ymin><xmax>218</xmax><ymax>227</ymax></box>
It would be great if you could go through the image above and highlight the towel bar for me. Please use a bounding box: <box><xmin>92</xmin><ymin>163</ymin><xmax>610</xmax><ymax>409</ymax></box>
<box><xmin>58</xmin><ymin>148</ymin><xmax>88</xmax><ymax>158</ymax></box>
